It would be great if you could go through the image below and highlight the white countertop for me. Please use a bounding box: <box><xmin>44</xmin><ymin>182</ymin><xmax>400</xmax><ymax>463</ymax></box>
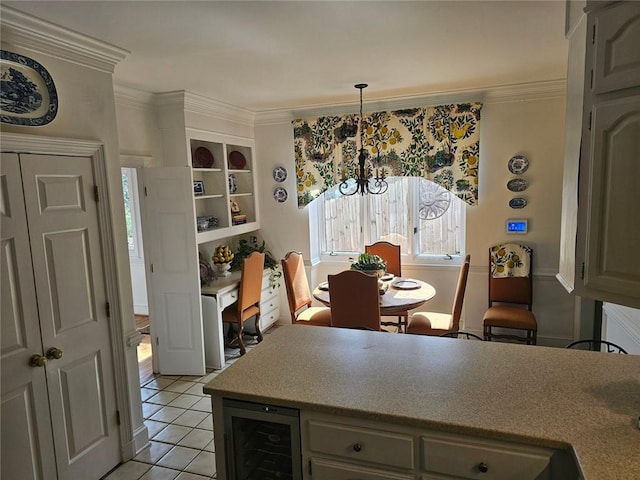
<box><xmin>204</xmin><ymin>325</ymin><xmax>640</xmax><ymax>479</ymax></box>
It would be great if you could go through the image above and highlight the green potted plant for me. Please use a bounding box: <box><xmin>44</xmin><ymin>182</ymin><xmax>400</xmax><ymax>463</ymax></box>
<box><xmin>350</xmin><ymin>252</ymin><xmax>387</xmax><ymax>277</ymax></box>
<box><xmin>230</xmin><ymin>239</ymin><xmax>282</xmax><ymax>288</ymax></box>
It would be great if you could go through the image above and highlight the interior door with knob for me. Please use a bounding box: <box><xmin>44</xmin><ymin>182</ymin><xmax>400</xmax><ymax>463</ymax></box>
<box><xmin>1</xmin><ymin>153</ymin><xmax>57</xmax><ymax>480</ymax></box>
<box><xmin>1</xmin><ymin>152</ymin><xmax>120</xmax><ymax>480</ymax></box>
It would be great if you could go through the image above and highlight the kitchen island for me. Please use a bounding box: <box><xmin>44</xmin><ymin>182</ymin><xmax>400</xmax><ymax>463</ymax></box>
<box><xmin>204</xmin><ymin>325</ymin><xmax>640</xmax><ymax>479</ymax></box>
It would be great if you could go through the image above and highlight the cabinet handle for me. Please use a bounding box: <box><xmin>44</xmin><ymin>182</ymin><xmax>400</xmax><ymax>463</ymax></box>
<box><xmin>352</xmin><ymin>443</ymin><xmax>362</xmax><ymax>452</ymax></box>
<box><xmin>478</xmin><ymin>462</ymin><xmax>489</xmax><ymax>473</ymax></box>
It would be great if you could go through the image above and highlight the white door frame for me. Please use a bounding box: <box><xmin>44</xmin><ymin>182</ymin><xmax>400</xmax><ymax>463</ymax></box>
<box><xmin>0</xmin><ymin>133</ymin><xmax>135</xmax><ymax>460</ymax></box>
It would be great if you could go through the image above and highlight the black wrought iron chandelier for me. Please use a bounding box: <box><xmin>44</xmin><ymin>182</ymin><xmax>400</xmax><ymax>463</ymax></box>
<box><xmin>338</xmin><ymin>84</ymin><xmax>389</xmax><ymax>196</ymax></box>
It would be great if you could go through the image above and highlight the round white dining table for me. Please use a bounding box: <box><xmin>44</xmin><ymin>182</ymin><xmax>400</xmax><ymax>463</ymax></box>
<box><xmin>312</xmin><ymin>277</ymin><xmax>436</xmax><ymax>317</ymax></box>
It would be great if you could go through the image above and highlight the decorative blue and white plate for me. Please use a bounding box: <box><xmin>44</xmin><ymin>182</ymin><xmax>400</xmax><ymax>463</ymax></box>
<box><xmin>508</xmin><ymin>155</ymin><xmax>529</xmax><ymax>175</ymax></box>
<box><xmin>1</xmin><ymin>50</ymin><xmax>58</xmax><ymax>126</ymax></box>
<box><xmin>273</xmin><ymin>166</ymin><xmax>287</xmax><ymax>183</ymax></box>
<box><xmin>274</xmin><ymin>187</ymin><xmax>288</xmax><ymax>203</ymax></box>
<box><xmin>507</xmin><ymin>178</ymin><xmax>528</xmax><ymax>192</ymax></box>
<box><xmin>509</xmin><ymin>197</ymin><xmax>528</xmax><ymax>209</ymax></box>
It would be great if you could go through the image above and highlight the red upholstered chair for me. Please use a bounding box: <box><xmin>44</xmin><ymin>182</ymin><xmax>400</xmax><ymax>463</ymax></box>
<box><xmin>222</xmin><ymin>251</ymin><xmax>265</xmax><ymax>355</ymax></box>
<box><xmin>406</xmin><ymin>255</ymin><xmax>471</xmax><ymax>336</ymax></box>
<box><xmin>281</xmin><ymin>251</ymin><xmax>331</xmax><ymax>327</ymax></box>
<box><xmin>482</xmin><ymin>244</ymin><xmax>537</xmax><ymax>345</ymax></box>
<box><xmin>365</xmin><ymin>241</ymin><xmax>405</xmax><ymax>332</ymax></box>
<box><xmin>328</xmin><ymin>270</ymin><xmax>381</xmax><ymax>331</ymax></box>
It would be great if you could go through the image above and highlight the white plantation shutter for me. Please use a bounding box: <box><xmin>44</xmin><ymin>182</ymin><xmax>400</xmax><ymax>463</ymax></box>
<box><xmin>320</xmin><ymin>177</ymin><xmax>465</xmax><ymax>257</ymax></box>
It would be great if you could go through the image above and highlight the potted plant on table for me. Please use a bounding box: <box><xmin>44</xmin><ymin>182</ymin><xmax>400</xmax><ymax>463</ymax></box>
<box><xmin>350</xmin><ymin>252</ymin><xmax>387</xmax><ymax>278</ymax></box>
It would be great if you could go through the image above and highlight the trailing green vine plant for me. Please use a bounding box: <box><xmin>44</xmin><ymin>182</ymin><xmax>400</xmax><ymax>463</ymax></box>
<box><xmin>230</xmin><ymin>239</ymin><xmax>282</xmax><ymax>289</ymax></box>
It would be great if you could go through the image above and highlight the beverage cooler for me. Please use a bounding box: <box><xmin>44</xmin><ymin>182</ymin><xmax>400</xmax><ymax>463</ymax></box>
<box><xmin>223</xmin><ymin>398</ymin><xmax>302</xmax><ymax>480</ymax></box>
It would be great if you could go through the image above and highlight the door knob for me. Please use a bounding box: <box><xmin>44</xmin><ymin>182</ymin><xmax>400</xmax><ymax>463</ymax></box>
<box><xmin>45</xmin><ymin>347</ymin><xmax>64</xmax><ymax>360</ymax></box>
<box><xmin>29</xmin><ymin>354</ymin><xmax>47</xmax><ymax>367</ymax></box>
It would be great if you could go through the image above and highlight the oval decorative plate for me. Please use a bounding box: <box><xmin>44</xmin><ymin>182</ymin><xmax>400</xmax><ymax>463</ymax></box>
<box><xmin>273</xmin><ymin>166</ymin><xmax>287</xmax><ymax>183</ymax></box>
<box><xmin>507</xmin><ymin>178</ymin><xmax>528</xmax><ymax>192</ymax></box>
<box><xmin>193</xmin><ymin>146</ymin><xmax>214</xmax><ymax>168</ymax></box>
<box><xmin>508</xmin><ymin>155</ymin><xmax>529</xmax><ymax>175</ymax></box>
<box><xmin>509</xmin><ymin>197</ymin><xmax>528</xmax><ymax>209</ymax></box>
<box><xmin>1</xmin><ymin>50</ymin><xmax>58</xmax><ymax>126</ymax></box>
<box><xmin>274</xmin><ymin>187</ymin><xmax>288</xmax><ymax>203</ymax></box>
<box><xmin>228</xmin><ymin>150</ymin><xmax>247</xmax><ymax>169</ymax></box>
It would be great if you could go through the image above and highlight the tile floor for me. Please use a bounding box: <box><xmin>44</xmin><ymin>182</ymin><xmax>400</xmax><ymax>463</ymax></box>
<box><xmin>103</xmin><ymin>330</ymin><xmax>266</xmax><ymax>480</ymax></box>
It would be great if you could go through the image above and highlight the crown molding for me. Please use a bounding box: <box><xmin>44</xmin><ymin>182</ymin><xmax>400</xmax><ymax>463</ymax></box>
<box><xmin>154</xmin><ymin>91</ymin><xmax>255</xmax><ymax>127</ymax></box>
<box><xmin>114</xmin><ymin>84</ymin><xmax>156</xmax><ymax>109</ymax></box>
<box><xmin>254</xmin><ymin>79</ymin><xmax>567</xmax><ymax>125</ymax></box>
<box><xmin>0</xmin><ymin>5</ymin><xmax>128</xmax><ymax>74</ymax></box>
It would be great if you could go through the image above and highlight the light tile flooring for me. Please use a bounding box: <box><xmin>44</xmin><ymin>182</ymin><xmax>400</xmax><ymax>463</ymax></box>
<box><xmin>103</xmin><ymin>329</ymin><xmax>267</xmax><ymax>480</ymax></box>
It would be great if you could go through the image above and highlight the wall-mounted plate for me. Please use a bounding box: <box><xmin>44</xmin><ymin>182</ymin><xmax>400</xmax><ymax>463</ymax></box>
<box><xmin>507</xmin><ymin>178</ymin><xmax>528</xmax><ymax>192</ymax></box>
<box><xmin>273</xmin><ymin>166</ymin><xmax>287</xmax><ymax>182</ymax></box>
<box><xmin>1</xmin><ymin>50</ymin><xmax>58</xmax><ymax>126</ymax></box>
<box><xmin>509</xmin><ymin>197</ymin><xmax>528</xmax><ymax>209</ymax></box>
<box><xmin>274</xmin><ymin>187</ymin><xmax>288</xmax><ymax>203</ymax></box>
<box><xmin>508</xmin><ymin>155</ymin><xmax>529</xmax><ymax>175</ymax></box>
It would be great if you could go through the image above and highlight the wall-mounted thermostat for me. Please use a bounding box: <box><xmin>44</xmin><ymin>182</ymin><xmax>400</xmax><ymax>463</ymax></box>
<box><xmin>506</xmin><ymin>219</ymin><xmax>528</xmax><ymax>234</ymax></box>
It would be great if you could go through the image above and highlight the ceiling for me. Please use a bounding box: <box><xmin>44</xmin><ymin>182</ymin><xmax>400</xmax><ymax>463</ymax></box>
<box><xmin>4</xmin><ymin>1</ymin><xmax>569</xmax><ymax>113</ymax></box>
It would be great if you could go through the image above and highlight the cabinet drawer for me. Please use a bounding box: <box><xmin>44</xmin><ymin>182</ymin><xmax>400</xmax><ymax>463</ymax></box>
<box><xmin>219</xmin><ymin>290</ymin><xmax>238</xmax><ymax>310</ymax></box>
<box><xmin>308</xmin><ymin>420</ymin><xmax>413</xmax><ymax>470</ymax></box>
<box><xmin>260</xmin><ymin>306</ymin><xmax>279</xmax><ymax>329</ymax></box>
<box><xmin>310</xmin><ymin>457</ymin><xmax>414</xmax><ymax>480</ymax></box>
<box><xmin>421</xmin><ymin>433</ymin><xmax>551</xmax><ymax>480</ymax></box>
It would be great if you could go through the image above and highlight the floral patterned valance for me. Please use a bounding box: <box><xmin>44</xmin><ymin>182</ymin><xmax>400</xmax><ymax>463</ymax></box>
<box><xmin>293</xmin><ymin>102</ymin><xmax>482</xmax><ymax>208</ymax></box>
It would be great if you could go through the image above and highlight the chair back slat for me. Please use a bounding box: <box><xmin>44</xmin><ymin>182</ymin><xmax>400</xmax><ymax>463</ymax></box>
<box><xmin>281</xmin><ymin>251</ymin><xmax>312</xmax><ymax>321</ymax></box>
<box><xmin>328</xmin><ymin>270</ymin><xmax>381</xmax><ymax>331</ymax></box>
<box><xmin>365</xmin><ymin>241</ymin><xmax>401</xmax><ymax>277</ymax></box>
<box><xmin>238</xmin><ymin>252</ymin><xmax>264</xmax><ymax>317</ymax></box>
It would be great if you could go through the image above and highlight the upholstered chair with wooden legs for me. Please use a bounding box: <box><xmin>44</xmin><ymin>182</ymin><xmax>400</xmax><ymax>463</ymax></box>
<box><xmin>281</xmin><ymin>251</ymin><xmax>331</xmax><ymax>327</ymax></box>
<box><xmin>328</xmin><ymin>270</ymin><xmax>381</xmax><ymax>331</ymax></box>
<box><xmin>365</xmin><ymin>241</ymin><xmax>406</xmax><ymax>332</ymax></box>
<box><xmin>222</xmin><ymin>251</ymin><xmax>265</xmax><ymax>355</ymax></box>
<box><xmin>406</xmin><ymin>255</ymin><xmax>471</xmax><ymax>336</ymax></box>
<box><xmin>482</xmin><ymin>243</ymin><xmax>537</xmax><ymax>345</ymax></box>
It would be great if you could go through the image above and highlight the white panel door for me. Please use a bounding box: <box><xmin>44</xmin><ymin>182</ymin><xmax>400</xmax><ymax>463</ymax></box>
<box><xmin>1</xmin><ymin>153</ymin><xmax>57</xmax><ymax>480</ymax></box>
<box><xmin>143</xmin><ymin>167</ymin><xmax>205</xmax><ymax>375</ymax></box>
<box><xmin>19</xmin><ymin>153</ymin><xmax>120</xmax><ymax>479</ymax></box>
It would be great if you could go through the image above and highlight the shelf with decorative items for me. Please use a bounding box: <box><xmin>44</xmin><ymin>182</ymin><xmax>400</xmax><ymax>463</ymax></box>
<box><xmin>187</xmin><ymin>133</ymin><xmax>259</xmax><ymax>244</ymax></box>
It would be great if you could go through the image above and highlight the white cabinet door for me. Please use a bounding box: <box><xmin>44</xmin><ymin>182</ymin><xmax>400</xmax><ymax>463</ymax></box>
<box><xmin>581</xmin><ymin>95</ymin><xmax>640</xmax><ymax>299</ymax></box>
<box><xmin>143</xmin><ymin>167</ymin><xmax>205</xmax><ymax>375</ymax></box>
<box><xmin>592</xmin><ymin>2</ymin><xmax>640</xmax><ymax>95</ymax></box>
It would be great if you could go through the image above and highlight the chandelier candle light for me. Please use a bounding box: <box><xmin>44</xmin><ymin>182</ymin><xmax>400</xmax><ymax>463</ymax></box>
<box><xmin>339</xmin><ymin>84</ymin><xmax>389</xmax><ymax>196</ymax></box>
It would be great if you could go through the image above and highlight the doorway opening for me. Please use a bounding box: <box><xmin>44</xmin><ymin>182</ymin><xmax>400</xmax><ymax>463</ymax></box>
<box><xmin>121</xmin><ymin>164</ymin><xmax>154</xmax><ymax>384</ymax></box>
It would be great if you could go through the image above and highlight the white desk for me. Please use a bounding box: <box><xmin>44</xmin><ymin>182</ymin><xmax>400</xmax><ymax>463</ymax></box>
<box><xmin>200</xmin><ymin>270</ymin><xmax>280</xmax><ymax>369</ymax></box>
<box><xmin>200</xmin><ymin>272</ymin><xmax>241</xmax><ymax>370</ymax></box>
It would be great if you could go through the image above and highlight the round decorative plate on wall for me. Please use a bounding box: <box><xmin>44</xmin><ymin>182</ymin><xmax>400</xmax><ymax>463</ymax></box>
<box><xmin>273</xmin><ymin>166</ymin><xmax>287</xmax><ymax>182</ymax></box>
<box><xmin>274</xmin><ymin>187</ymin><xmax>288</xmax><ymax>203</ymax></box>
<box><xmin>509</xmin><ymin>197</ymin><xmax>528</xmax><ymax>209</ymax></box>
<box><xmin>507</xmin><ymin>178</ymin><xmax>528</xmax><ymax>192</ymax></box>
<box><xmin>508</xmin><ymin>155</ymin><xmax>529</xmax><ymax>175</ymax></box>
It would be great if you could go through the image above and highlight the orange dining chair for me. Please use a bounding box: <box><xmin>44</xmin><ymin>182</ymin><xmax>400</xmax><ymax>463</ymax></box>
<box><xmin>328</xmin><ymin>270</ymin><xmax>381</xmax><ymax>331</ymax></box>
<box><xmin>281</xmin><ymin>251</ymin><xmax>331</xmax><ymax>327</ymax></box>
<box><xmin>221</xmin><ymin>251</ymin><xmax>265</xmax><ymax>355</ymax></box>
<box><xmin>365</xmin><ymin>241</ymin><xmax>406</xmax><ymax>332</ymax></box>
<box><xmin>482</xmin><ymin>243</ymin><xmax>537</xmax><ymax>345</ymax></box>
<box><xmin>406</xmin><ymin>255</ymin><xmax>471</xmax><ymax>336</ymax></box>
